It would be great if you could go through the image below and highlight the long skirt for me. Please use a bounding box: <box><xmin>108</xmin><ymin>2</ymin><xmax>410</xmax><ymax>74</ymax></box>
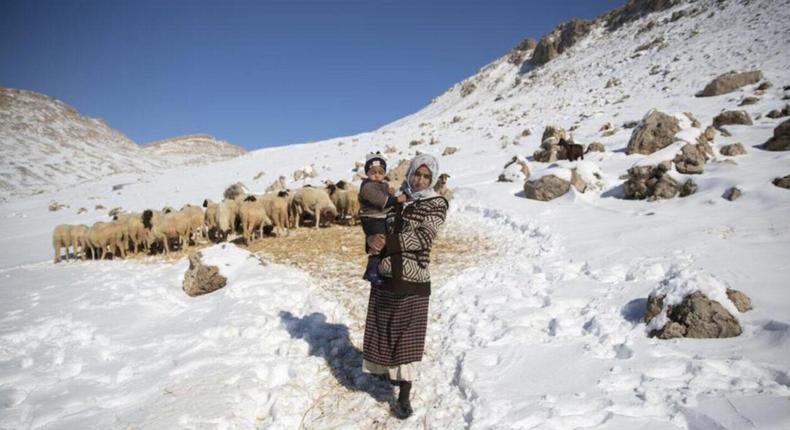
<box><xmin>362</xmin><ymin>286</ymin><xmax>430</xmax><ymax>381</ymax></box>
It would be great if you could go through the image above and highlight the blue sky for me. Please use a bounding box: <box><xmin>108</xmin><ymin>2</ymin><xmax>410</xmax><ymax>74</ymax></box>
<box><xmin>0</xmin><ymin>0</ymin><xmax>624</xmax><ymax>150</ymax></box>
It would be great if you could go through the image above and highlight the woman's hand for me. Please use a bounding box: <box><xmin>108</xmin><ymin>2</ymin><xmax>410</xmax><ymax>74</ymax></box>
<box><xmin>367</xmin><ymin>234</ymin><xmax>386</xmax><ymax>253</ymax></box>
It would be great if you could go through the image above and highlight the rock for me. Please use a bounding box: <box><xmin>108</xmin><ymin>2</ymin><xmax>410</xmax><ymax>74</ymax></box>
<box><xmin>451</xmin><ymin>115</ymin><xmax>462</xmax><ymax>123</ymax></box>
<box><xmin>626</xmin><ymin>110</ymin><xmax>680</xmax><ymax>155</ymax></box>
<box><xmin>766</xmin><ymin>104</ymin><xmax>790</xmax><ymax>119</ymax></box>
<box><xmin>570</xmin><ymin>169</ymin><xmax>588</xmax><ymax>193</ymax></box>
<box><xmin>442</xmin><ymin>146</ymin><xmax>459</xmax><ymax>156</ymax></box>
<box><xmin>108</xmin><ymin>207</ymin><xmax>124</xmax><ymax>217</ymax></box>
<box><xmin>48</xmin><ymin>201</ymin><xmax>68</xmax><ymax>212</ymax></box>
<box><xmin>514</xmin><ymin>37</ymin><xmax>538</xmax><ymax>51</ymax></box>
<box><xmin>605</xmin><ymin>78</ymin><xmax>622</xmax><ymax>88</ymax></box>
<box><xmin>95</xmin><ymin>204</ymin><xmax>105</xmax><ymax>210</ymax></box>
<box><xmin>756</xmin><ymin>81</ymin><xmax>773</xmax><ymax>91</ymax></box>
<box><xmin>293</xmin><ymin>165</ymin><xmax>318</xmax><ymax>182</ymax></box>
<box><xmin>460</xmin><ymin>81</ymin><xmax>476</xmax><ymax>97</ymax></box>
<box><xmin>696</xmin><ymin>70</ymin><xmax>764</xmax><ymax>97</ymax></box>
<box><xmin>623</xmin><ymin>120</ymin><xmax>639</xmax><ymax>129</ymax></box>
<box><xmin>683</xmin><ymin>112</ymin><xmax>701</xmax><ymax>128</ymax></box>
<box><xmin>532</xmin><ymin>19</ymin><xmax>593</xmax><ymax>66</ymax></box>
<box><xmin>623</xmin><ymin>162</ymin><xmax>680</xmax><ymax>200</ymax></box>
<box><xmin>773</xmin><ymin>175</ymin><xmax>790</xmax><ymax>189</ymax></box>
<box><xmin>673</xmin><ymin>143</ymin><xmax>709</xmax><ymax>174</ymax></box>
<box><xmin>541</xmin><ymin>125</ymin><xmax>568</xmax><ymax>145</ymax></box>
<box><xmin>507</xmin><ymin>38</ymin><xmax>537</xmax><ymax>64</ymax></box>
<box><xmin>720</xmin><ymin>143</ymin><xmax>746</xmax><ymax>156</ymax></box>
<box><xmin>265</xmin><ymin>176</ymin><xmax>288</xmax><ymax>193</ymax></box>
<box><xmin>409</xmin><ymin>139</ymin><xmax>423</xmax><ymax>147</ymax></box>
<box><xmin>77</xmin><ymin>207</ymin><xmax>87</xmax><ymax>214</ymax></box>
<box><xmin>182</xmin><ymin>252</ymin><xmax>227</xmax><ymax>297</ymax></box>
<box><xmin>429</xmin><ymin>136</ymin><xmax>439</xmax><ymax>145</ymax></box>
<box><xmin>534</xmin><ymin>126</ymin><xmax>570</xmax><ymax>162</ymax></box>
<box><xmin>763</xmin><ymin>119</ymin><xmax>790</xmax><ymax>151</ymax></box>
<box><xmin>646</xmin><ymin>292</ymin><xmax>745</xmax><ymax>339</ymax></box>
<box><xmin>679</xmin><ymin>179</ymin><xmax>697</xmax><ymax>197</ymax></box>
<box><xmin>723</xmin><ymin>187</ymin><xmax>742</xmax><ymax>201</ymax></box>
<box><xmin>498</xmin><ymin>156</ymin><xmax>531</xmax><ymax>182</ymax></box>
<box><xmin>521</xmin><ymin>128</ymin><xmax>532</xmax><ymax>137</ymax></box>
<box><xmin>702</xmin><ymin>126</ymin><xmax>717</xmax><ymax>142</ymax></box>
<box><xmin>523</xmin><ymin>174</ymin><xmax>570</xmax><ymax>201</ymax></box>
<box><xmin>634</xmin><ymin>36</ymin><xmax>664</xmax><ymax>52</ymax></box>
<box><xmin>224</xmin><ymin>181</ymin><xmax>249</xmax><ymax>200</ymax></box>
<box><xmin>252</xmin><ymin>171</ymin><xmax>265</xmax><ymax>180</ymax></box>
<box><xmin>712</xmin><ymin>110</ymin><xmax>753</xmax><ymax>129</ymax></box>
<box><xmin>586</xmin><ymin>142</ymin><xmax>606</xmax><ymax>152</ymax></box>
<box><xmin>384</xmin><ymin>145</ymin><xmax>397</xmax><ymax>154</ymax></box>
<box><xmin>719</xmin><ymin>127</ymin><xmax>732</xmax><ymax>137</ymax></box>
<box><xmin>727</xmin><ymin>288</ymin><xmax>753</xmax><ymax>312</ymax></box>
<box><xmin>533</xmin><ymin>147</ymin><xmax>558</xmax><ymax>163</ymax></box>
<box><xmin>739</xmin><ymin>96</ymin><xmax>760</xmax><ymax>106</ymax></box>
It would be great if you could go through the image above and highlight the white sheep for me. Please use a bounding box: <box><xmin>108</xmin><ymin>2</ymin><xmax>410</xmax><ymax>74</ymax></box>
<box><xmin>290</xmin><ymin>186</ymin><xmax>338</xmax><ymax>229</ymax></box>
<box><xmin>326</xmin><ymin>180</ymin><xmax>359</xmax><ymax>225</ymax></box>
<box><xmin>52</xmin><ymin>224</ymin><xmax>72</xmax><ymax>263</ymax></box>
<box><xmin>239</xmin><ymin>196</ymin><xmax>272</xmax><ymax>244</ymax></box>
<box><xmin>257</xmin><ymin>190</ymin><xmax>291</xmax><ymax>236</ymax></box>
<box><xmin>113</xmin><ymin>212</ymin><xmax>147</xmax><ymax>255</ymax></box>
<box><xmin>216</xmin><ymin>198</ymin><xmax>240</xmax><ymax>241</ymax></box>
<box><xmin>69</xmin><ymin>224</ymin><xmax>90</xmax><ymax>259</ymax></box>
<box><xmin>87</xmin><ymin>221</ymin><xmax>126</xmax><ymax>260</ymax></box>
<box><xmin>179</xmin><ymin>204</ymin><xmax>206</xmax><ymax>244</ymax></box>
<box><xmin>141</xmin><ymin>209</ymin><xmax>191</xmax><ymax>255</ymax></box>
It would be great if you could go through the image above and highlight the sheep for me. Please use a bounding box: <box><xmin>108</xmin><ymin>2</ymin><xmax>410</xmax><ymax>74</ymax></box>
<box><xmin>290</xmin><ymin>186</ymin><xmax>338</xmax><ymax>229</ymax></box>
<box><xmin>69</xmin><ymin>224</ymin><xmax>90</xmax><ymax>259</ymax></box>
<box><xmin>326</xmin><ymin>180</ymin><xmax>359</xmax><ymax>225</ymax></box>
<box><xmin>559</xmin><ymin>138</ymin><xmax>584</xmax><ymax>161</ymax></box>
<box><xmin>113</xmin><ymin>212</ymin><xmax>148</xmax><ymax>255</ymax></box>
<box><xmin>203</xmin><ymin>199</ymin><xmax>220</xmax><ymax>240</ymax></box>
<box><xmin>142</xmin><ymin>209</ymin><xmax>191</xmax><ymax>255</ymax></box>
<box><xmin>257</xmin><ymin>190</ymin><xmax>290</xmax><ymax>236</ymax></box>
<box><xmin>215</xmin><ymin>198</ymin><xmax>240</xmax><ymax>241</ymax></box>
<box><xmin>434</xmin><ymin>173</ymin><xmax>454</xmax><ymax>201</ymax></box>
<box><xmin>179</xmin><ymin>204</ymin><xmax>206</xmax><ymax>244</ymax></box>
<box><xmin>239</xmin><ymin>196</ymin><xmax>272</xmax><ymax>244</ymax></box>
<box><xmin>52</xmin><ymin>224</ymin><xmax>72</xmax><ymax>263</ymax></box>
<box><xmin>87</xmin><ymin>221</ymin><xmax>127</xmax><ymax>260</ymax></box>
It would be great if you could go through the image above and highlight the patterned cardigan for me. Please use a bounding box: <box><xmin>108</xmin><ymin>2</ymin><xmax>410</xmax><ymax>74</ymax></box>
<box><xmin>378</xmin><ymin>195</ymin><xmax>449</xmax><ymax>296</ymax></box>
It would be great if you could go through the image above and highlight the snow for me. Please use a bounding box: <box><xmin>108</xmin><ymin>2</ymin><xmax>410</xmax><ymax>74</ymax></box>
<box><xmin>2</xmin><ymin>0</ymin><xmax>790</xmax><ymax>428</ymax></box>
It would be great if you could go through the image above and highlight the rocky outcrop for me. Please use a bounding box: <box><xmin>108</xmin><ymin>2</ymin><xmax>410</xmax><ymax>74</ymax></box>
<box><xmin>766</xmin><ymin>104</ymin><xmax>790</xmax><ymax>119</ymax></box>
<box><xmin>532</xmin><ymin>19</ymin><xmax>593</xmax><ymax>66</ymax></box>
<box><xmin>762</xmin><ymin>119</ymin><xmax>790</xmax><ymax>151</ymax></box>
<box><xmin>623</xmin><ymin>161</ymin><xmax>695</xmax><ymax>200</ymax></box>
<box><xmin>498</xmin><ymin>156</ymin><xmax>530</xmax><ymax>182</ymax></box>
<box><xmin>673</xmin><ymin>143</ymin><xmax>709</xmax><ymax>174</ymax></box>
<box><xmin>712</xmin><ymin>110</ymin><xmax>753</xmax><ymax>129</ymax></box>
<box><xmin>523</xmin><ymin>175</ymin><xmax>570</xmax><ymax>201</ymax></box>
<box><xmin>533</xmin><ymin>126</ymin><xmax>570</xmax><ymax>162</ymax></box>
<box><xmin>645</xmin><ymin>290</ymin><xmax>748</xmax><ymax>339</ymax></box>
<box><xmin>696</xmin><ymin>70</ymin><xmax>764</xmax><ymax>97</ymax></box>
<box><xmin>183</xmin><ymin>252</ymin><xmax>227</xmax><ymax>297</ymax></box>
<box><xmin>605</xmin><ymin>0</ymin><xmax>679</xmax><ymax>31</ymax></box>
<box><xmin>720</xmin><ymin>143</ymin><xmax>747</xmax><ymax>156</ymax></box>
<box><xmin>508</xmin><ymin>38</ymin><xmax>538</xmax><ymax>64</ymax></box>
<box><xmin>626</xmin><ymin>110</ymin><xmax>680</xmax><ymax>155</ymax></box>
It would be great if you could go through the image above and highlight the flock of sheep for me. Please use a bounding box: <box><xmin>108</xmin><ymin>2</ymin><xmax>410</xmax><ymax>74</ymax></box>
<box><xmin>51</xmin><ymin>180</ymin><xmax>361</xmax><ymax>263</ymax></box>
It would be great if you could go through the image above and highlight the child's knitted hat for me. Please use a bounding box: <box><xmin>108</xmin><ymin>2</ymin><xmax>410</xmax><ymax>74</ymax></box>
<box><xmin>364</xmin><ymin>152</ymin><xmax>387</xmax><ymax>173</ymax></box>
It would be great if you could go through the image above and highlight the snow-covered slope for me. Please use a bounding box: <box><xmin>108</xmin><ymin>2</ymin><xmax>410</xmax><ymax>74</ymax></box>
<box><xmin>1</xmin><ymin>0</ymin><xmax>790</xmax><ymax>428</ymax></box>
<box><xmin>142</xmin><ymin>134</ymin><xmax>247</xmax><ymax>166</ymax></box>
<box><xmin>0</xmin><ymin>88</ymin><xmax>169</xmax><ymax>197</ymax></box>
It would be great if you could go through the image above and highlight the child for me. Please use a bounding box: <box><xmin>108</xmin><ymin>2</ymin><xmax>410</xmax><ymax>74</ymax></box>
<box><xmin>358</xmin><ymin>153</ymin><xmax>408</xmax><ymax>285</ymax></box>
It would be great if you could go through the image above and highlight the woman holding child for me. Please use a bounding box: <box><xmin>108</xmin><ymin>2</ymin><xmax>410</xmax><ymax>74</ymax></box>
<box><xmin>358</xmin><ymin>153</ymin><xmax>449</xmax><ymax>420</ymax></box>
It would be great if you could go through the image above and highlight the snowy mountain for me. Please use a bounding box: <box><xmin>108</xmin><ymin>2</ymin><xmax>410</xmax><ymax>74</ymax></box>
<box><xmin>1</xmin><ymin>0</ymin><xmax>789</xmax><ymax>428</ymax></box>
<box><xmin>142</xmin><ymin>134</ymin><xmax>247</xmax><ymax>166</ymax></box>
<box><xmin>0</xmin><ymin>89</ymin><xmax>246</xmax><ymax>199</ymax></box>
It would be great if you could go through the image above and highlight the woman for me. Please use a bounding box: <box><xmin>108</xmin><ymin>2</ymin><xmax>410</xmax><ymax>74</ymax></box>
<box><xmin>361</xmin><ymin>154</ymin><xmax>449</xmax><ymax>420</ymax></box>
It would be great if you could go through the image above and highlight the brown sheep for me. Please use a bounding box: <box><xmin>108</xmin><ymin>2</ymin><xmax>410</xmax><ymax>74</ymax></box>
<box><xmin>240</xmin><ymin>196</ymin><xmax>273</xmax><ymax>244</ymax></box>
<box><xmin>87</xmin><ymin>221</ymin><xmax>126</xmax><ymax>260</ymax></box>
<box><xmin>326</xmin><ymin>180</ymin><xmax>359</xmax><ymax>225</ymax></box>
<box><xmin>257</xmin><ymin>190</ymin><xmax>290</xmax><ymax>236</ymax></box>
<box><xmin>434</xmin><ymin>173</ymin><xmax>454</xmax><ymax>201</ymax></box>
<box><xmin>179</xmin><ymin>204</ymin><xmax>206</xmax><ymax>244</ymax></box>
<box><xmin>113</xmin><ymin>212</ymin><xmax>147</xmax><ymax>255</ymax></box>
<box><xmin>559</xmin><ymin>138</ymin><xmax>584</xmax><ymax>161</ymax></box>
<box><xmin>69</xmin><ymin>224</ymin><xmax>90</xmax><ymax>259</ymax></box>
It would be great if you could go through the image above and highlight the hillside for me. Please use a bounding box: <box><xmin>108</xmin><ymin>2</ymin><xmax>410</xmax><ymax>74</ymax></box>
<box><xmin>1</xmin><ymin>0</ymin><xmax>789</xmax><ymax>428</ymax></box>
<box><xmin>142</xmin><ymin>134</ymin><xmax>247</xmax><ymax>166</ymax></box>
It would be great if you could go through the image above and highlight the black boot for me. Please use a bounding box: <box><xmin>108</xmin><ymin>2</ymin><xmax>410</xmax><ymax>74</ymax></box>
<box><xmin>392</xmin><ymin>381</ymin><xmax>413</xmax><ymax>419</ymax></box>
<box><xmin>362</xmin><ymin>255</ymin><xmax>383</xmax><ymax>286</ymax></box>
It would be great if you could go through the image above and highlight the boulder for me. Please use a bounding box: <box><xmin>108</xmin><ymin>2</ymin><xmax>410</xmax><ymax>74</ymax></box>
<box><xmin>541</xmin><ymin>125</ymin><xmax>568</xmax><ymax>145</ymax></box>
<box><xmin>712</xmin><ymin>110</ymin><xmax>753</xmax><ymax>129</ymax></box>
<box><xmin>442</xmin><ymin>146</ymin><xmax>459</xmax><ymax>156</ymax></box>
<box><xmin>626</xmin><ymin>110</ymin><xmax>680</xmax><ymax>155</ymax></box>
<box><xmin>48</xmin><ymin>201</ymin><xmax>68</xmax><ymax>212</ymax></box>
<box><xmin>646</xmin><ymin>291</ymin><xmax>745</xmax><ymax>339</ymax></box>
<box><xmin>683</xmin><ymin>112</ymin><xmax>702</xmax><ymax>128</ymax></box>
<box><xmin>727</xmin><ymin>288</ymin><xmax>753</xmax><ymax>312</ymax></box>
<box><xmin>532</xmin><ymin>19</ymin><xmax>593</xmax><ymax>66</ymax></box>
<box><xmin>570</xmin><ymin>169</ymin><xmax>588</xmax><ymax>193</ymax></box>
<box><xmin>739</xmin><ymin>96</ymin><xmax>760</xmax><ymax>106</ymax></box>
<box><xmin>586</xmin><ymin>142</ymin><xmax>606</xmax><ymax>153</ymax></box>
<box><xmin>723</xmin><ymin>187</ymin><xmax>742</xmax><ymax>201</ymax></box>
<box><xmin>223</xmin><ymin>181</ymin><xmax>249</xmax><ymax>200</ymax></box>
<box><xmin>623</xmin><ymin>161</ymin><xmax>680</xmax><ymax>200</ymax></box>
<box><xmin>702</xmin><ymin>126</ymin><xmax>717</xmax><ymax>142</ymax></box>
<box><xmin>183</xmin><ymin>252</ymin><xmax>227</xmax><ymax>297</ymax></box>
<box><xmin>763</xmin><ymin>119</ymin><xmax>790</xmax><ymax>151</ymax></box>
<box><xmin>766</xmin><ymin>105</ymin><xmax>789</xmax><ymax>119</ymax></box>
<box><xmin>534</xmin><ymin>126</ymin><xmax>569</xmax><ymax>162</ymax></box>
<box><xmin>523</xmin><ymin>174</ymin><xmax>570</xmax><ymax>201</ymax></box>
<box><xmin>678</xmin><ymin>179</ymin><xmax>697</xmax><ymax>197</ymax></box>
<box><xmin>773</xmin><ymin>175</ymin><xmax>790</xmax><ymax>189</ymax></box>
<box><xmin>673</xmin><ymin>143</ymin><xmax>709</xmax><ymax>174</ymax></box>
<box><xmin>696</xmin><ymin>70</ymin><xmax>764</xmax><ymax>97</ymax></box>
<box><xmin>720</xmin><ymin>143</ymin><xmax>746</xmax><ymax>156</ymax></box>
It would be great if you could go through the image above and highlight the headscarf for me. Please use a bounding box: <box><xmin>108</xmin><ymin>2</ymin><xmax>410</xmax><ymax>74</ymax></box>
<box><xmin>398</xmin><ymin>154</ymin><xmax>439</xmax><ymax>201</ymax></box>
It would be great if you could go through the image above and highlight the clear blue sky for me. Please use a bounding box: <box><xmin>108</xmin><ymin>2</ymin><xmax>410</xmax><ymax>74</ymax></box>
<box><xmin>1</xmin><ymin>0</ymin><xmax>624</xmax><ymax>150</ymax></box>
